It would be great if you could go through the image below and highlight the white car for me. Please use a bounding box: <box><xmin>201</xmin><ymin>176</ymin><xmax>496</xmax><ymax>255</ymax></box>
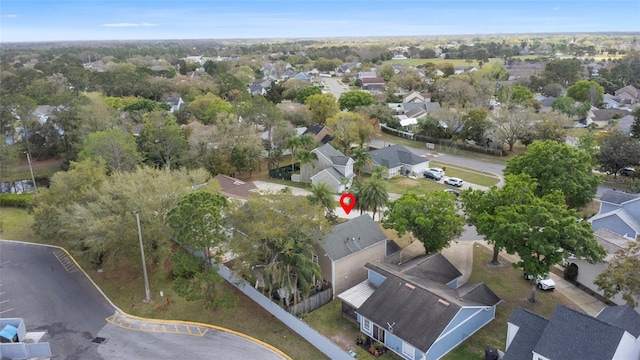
<box><xmin>524</xmin><ymin>273</ymin><xmax>556</xmax><ymax>291</ymax></box>
<box><xmin>428</xmin><ymin>168</ymin><xmax>445</xmax><ymax>177</ymax></box>
<box><xmin>444</xmin><ymin>177</ymin><xmax>463</xmax><ymax>187</ymax></box>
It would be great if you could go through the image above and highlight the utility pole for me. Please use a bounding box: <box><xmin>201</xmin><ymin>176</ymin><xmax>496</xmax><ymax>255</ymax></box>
<box><xmin>25</xmin><ymin>152</ymin><xmax>37</xmax><ymax>194</ymax></box>
<box><xmin>133</xmin><ymin>211</ymin><xmax>151</xmax><ymax>302</ymax></box>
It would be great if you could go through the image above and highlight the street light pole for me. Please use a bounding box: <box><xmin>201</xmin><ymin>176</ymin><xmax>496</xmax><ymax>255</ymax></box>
<box><xmin>24</xmin><ymin>152</ymin><xmax>37</xmax><ymax>194</ymax></box>
<box><xmin>133</xmin><ymin>211</ymin><xmax>151</xmax><ymax>302</ymax></box>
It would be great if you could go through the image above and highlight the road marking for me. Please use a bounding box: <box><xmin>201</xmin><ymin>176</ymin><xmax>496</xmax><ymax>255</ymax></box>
<box><xmin>105</xmin><ymin>313</ymin><xmax>208</xmax><ymax>337</ymax></box>
<box><xmin>53</xmin><ymin>250</ymin><xmax>79</xmax><ymax>273</ymax></box>
<box><xmin>0</xmin><ymin>299</ymin><xmax>9</xmax><ymax>304</ymax></box>
<box><xmin>0</xmin><ymin>308</ymin><xmax>13</xmax><ymax>314</ymax></box>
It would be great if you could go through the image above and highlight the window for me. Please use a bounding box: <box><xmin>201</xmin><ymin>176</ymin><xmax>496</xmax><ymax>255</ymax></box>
<box><xmin>402</xmin><ymin>342</ymin><xmax>415</xmax><ymax>359</ymax></box>
<box><xmin>312</xmin><ymin>254</ymin><xmax>318</xmax><ymax>264</ymax></box>
<box><xmin>363</xmin><ymin>318</ymin><xmax>372</xmax><ymax>333</ymax></box>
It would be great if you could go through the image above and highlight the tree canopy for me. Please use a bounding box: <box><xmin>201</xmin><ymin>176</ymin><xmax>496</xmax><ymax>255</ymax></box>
<box><xmin>594</xmin><ymin>241</ymin><xmax>640</xmax><ymax>308</ymax></box>
<box><xmin>338</xmin><ymin>90</ymin><xmax>376</xmax><ymax>111</ymax></box>
<box><xmin>383</xmin><ymin>192</ymin><xmax>464</xmax><ymax>253</ymax></box>
<box><xmin>596</xmin><ymin>130</ymin><xmax>640</xmax><ymax>177</ymax></box>
<box><xmin>504</xmin><ymin>140</ymin><xmax>600</xmax><ymax>209</ymax></box>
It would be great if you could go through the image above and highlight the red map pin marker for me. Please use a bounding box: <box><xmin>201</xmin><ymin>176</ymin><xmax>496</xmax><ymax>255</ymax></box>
<box><xmin>339</xmin><ymin>193</ymin><xmax>356</xmax><ymax>215</ymax></box>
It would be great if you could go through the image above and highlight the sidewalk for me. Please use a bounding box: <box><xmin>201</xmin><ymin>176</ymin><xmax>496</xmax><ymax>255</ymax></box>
<box><xmin>442</xmin><ymin>241</ymin><xmax>608</xmax><ymax>316</ymax></box>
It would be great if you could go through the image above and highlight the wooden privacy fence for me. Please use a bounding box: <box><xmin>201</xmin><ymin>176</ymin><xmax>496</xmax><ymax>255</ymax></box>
<box><xmin>290</xmin><ymin>287</ymin><xmax>333</xmax><ymax>315</ymax></box>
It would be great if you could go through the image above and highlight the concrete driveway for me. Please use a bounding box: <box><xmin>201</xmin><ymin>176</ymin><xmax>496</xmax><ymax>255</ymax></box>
<box><xmin>0</xmin><ymin>240</ymin><xmax>288</xmax><ymax>360</ymax></box>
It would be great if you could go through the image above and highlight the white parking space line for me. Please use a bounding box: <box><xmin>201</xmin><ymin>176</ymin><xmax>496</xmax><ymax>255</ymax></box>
<box><xmin>0</xmin><ymin>308</ymin><xmax>13</xmax><ymax>314</ymax></box>
<box><xmin>0</xmin><ymin>299</ymin><xmax>9</xmax><ymax>304</ymax></box>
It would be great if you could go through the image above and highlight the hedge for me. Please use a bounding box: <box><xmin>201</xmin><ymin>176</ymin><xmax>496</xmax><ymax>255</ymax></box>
<box><xmin>0</xmin><ymin>193</ymin><xmax>32</xmax><ymax>208</ymax></box>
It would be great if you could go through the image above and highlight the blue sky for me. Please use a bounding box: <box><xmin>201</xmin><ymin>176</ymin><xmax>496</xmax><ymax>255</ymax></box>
<box><xmin>1</xmin><ymin>1</ymin><xmax>639</xmax><ymax>42</ymax></box>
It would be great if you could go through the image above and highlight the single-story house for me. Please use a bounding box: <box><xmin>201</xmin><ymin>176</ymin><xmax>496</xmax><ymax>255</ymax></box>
<box><xmin>362</xmin><ymin>77</ymin><xmax>385</xmax><ymax>92</ymax></box>
<box><xmin>585</xmin><ymin>108</ymin><xmax>631</xmax><ymax>128</ymax></box>
<box><xmin>503</xmin><ymin>305</ymin><xmax>640</xmax><ymax>360</ymax></box>
<box><xmin>214</xmin><ymin>174</ymin><xmax>257</xmax><ymax>201</ymax></box>
<box><xmin>340</xmin><ymin>257</ymin><xmax>500</xmax><ymax>360</ymax></box>
<box><xmin>588</xmin><ymin>189</ymin><xmax>640</xmax><ymax>239</ymax></box>
<box><xmin>615</xmin><ymin>85</ymin><xmax>640</xmax><ymax>104</ymax></box>
<box><xmin>166</xmin><ymin>96</ymin><xmax>187</xmax><ymax>113</ymax></box>
<box><xmin>366</xmin><ymin>144</ymin><xmax>429</xmax><ymax>178</ymax></box>
<box><xmin>314</xmin><ymin>214</ymin><xmax>400</xmax><ymax>297</ymax></box>
<box><xmin>300</xmin><ymin>143</ymin><xmax>355</xmax><ymax>193</ymax></box>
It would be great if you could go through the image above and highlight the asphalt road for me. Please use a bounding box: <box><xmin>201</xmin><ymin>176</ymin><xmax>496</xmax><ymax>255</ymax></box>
<box><xmin>0</xmin><ymin>240</ymin><xmax>287</xmax><ymax>360</ymax></box>
<box><xmin>320</xmin><ymin>77</ymin><xmax>349</xmax><ymax>99</ymax></box>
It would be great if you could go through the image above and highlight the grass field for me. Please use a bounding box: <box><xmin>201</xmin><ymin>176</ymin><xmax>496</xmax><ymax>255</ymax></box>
<box><xmin>430</xmin><ymin>161</ymin><xmax>501</xmax><ymax>187</ymax></box>
<box><xmin>0</xmin><ymin>207</ymin><xmax>35</xmax><ymax>241</ymax></box>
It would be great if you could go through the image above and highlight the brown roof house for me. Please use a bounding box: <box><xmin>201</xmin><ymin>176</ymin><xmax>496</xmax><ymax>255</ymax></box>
<box><xmin>314</xmin><ymin>214</ymin><xmax>400</xmax><ymax>297</ymax></box>
<box><xmin>214</xmin><ymin>174</ymin><xmax>257</xmax><ymax>201</ymax></box>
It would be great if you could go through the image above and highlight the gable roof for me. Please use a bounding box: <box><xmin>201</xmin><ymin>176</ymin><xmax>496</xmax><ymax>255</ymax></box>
<box><xmin>599</xmin><ymin>189</ymin><xmax>640</xmax><ymax>205</ymax></box>
<box><xmin>313</xmin><ymin>143</ymin><xmax>351</xmax><ymax>167</ymax></box>
<box><xmin>597</xmin><ymin>305</ymin><xmax>640</xmax><ymax>338</ymax></box>
<box><xmin>367</xmin><ymin>144</ymin><xmax>427</xmax><ymax>169</ymax></box>
<box><xmin>590</xmin><ymin>108</ymin><xmax>631</xmax><ymax>122</ymax></box>
<box><xmin>589</xmin><ymin>208</ymin><xmax>640</xmax><ymax>238</ymax></box>
<box><xmin>533</xmin><ymin>305</ymin><xmax>626</xmax><ymax>359</ymax></box>
<box><xmin>503</xmin><ymin>307</ymin><xmax>549</xmax><ymax>360</ymax></box>
<box><xmin>318</xmin><ymin>214</ymin><xmax>387</xmax><ymax>261</ymax></box>
<box><xmin>311</xmin><ymin>166</ymin><xmax>354</xmax><ymax>183</ymax></box>
<box><xmin>214</xmin><ymin>174</ymin><xmax>257</xmax><ymax>200</ymax></box>
<box><xmin>358</xmin><ymin>264</ymin><xmax>500</xmax><ymax>352</ymax></box>
<box><xmin>380</xmin><ymin>253</ymin><xmax>462</xmax><ymax>285</ymax></box>
<box><xmin>362</xmin><ymin>77</ymin><xmax>385</xmax><ymax>84</ymax></box>
<box><xmin>615</xmin><ymin>85</ymin><xmax>640</xmax><ymax>99</ymax></box>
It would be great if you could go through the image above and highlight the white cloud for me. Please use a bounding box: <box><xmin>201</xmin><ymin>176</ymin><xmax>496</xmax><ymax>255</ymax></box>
<box><xmin>1</xmin><ymin>14</ymin><xmax>18</xmax><ymax>18</ymax></box>
<box><xmin>102</xmin><ymin>22</ymin><xmax>158</xmax><ymax>27</ymax></box>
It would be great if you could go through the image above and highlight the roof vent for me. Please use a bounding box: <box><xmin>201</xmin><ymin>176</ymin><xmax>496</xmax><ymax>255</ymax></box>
<box><xmin>405</xmin><ymin>283</ymin><xmax>415</xmax><ymax>290</ymax></box>
<box><xmin>438</xmin><ymin>299</ymin><xmax>450</xmax><ymax>307</ymax></box>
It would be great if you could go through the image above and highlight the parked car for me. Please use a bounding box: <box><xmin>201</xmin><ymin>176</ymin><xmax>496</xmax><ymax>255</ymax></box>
<box><xmin>620</xmin><ymin>167</ymin><xmax>636</xmax><ymax>176</ymax></box>
<box><xmin>444</xmin><ymin>177</ymin><xmax>463</xmax><ymax>187</ymax></box>
<box><xmin>423</xmin><ymin>170</ymin><xmax>442</xmax><ymax>181</ymax></box>
<box><xmin>428</xmin><ymin>168</ymin><xmax>445</xmax><ymax>177</ymax></box>
<box><xmin>524</xmin><ymin>273</ymin><xmax>556</xmax><ymax>291</ymax></box>
<box><xmin>444</xmin><ymin>189</ymin><xmax>460</xmax><ymax>197</ymax></box>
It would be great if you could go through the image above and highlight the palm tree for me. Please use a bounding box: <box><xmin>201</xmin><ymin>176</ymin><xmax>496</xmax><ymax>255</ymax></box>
<box><xmin>351</xmin><ymin>146</ymin><xmax>372</xmax><ymax>177</ymax></box>
<box><xmin>370</xmin><ymin>165</ymin><xmax>388</xmax><ymax>179</ymax></box>
<box><xmin>295</xmin><ymin>150</ymin><xmax>318</xmax><ymax>184</ymax></box>
<box><xmin>284</xmin><ymin>136</ymin><xmax>302</xmax><ymax>172</ymax></box>
<box><xmin>299</xmin><ymin>134</ymin><xmax>319</xmax><ymax>151</ymax></box>
<box><xmin>308</xmin><ymin>183</ymin><xmax>336</xmax><ymax>221</ymax></box>
<box><xmin>360</xmin><ymin>176</ymin><xmax>389</xmax><ymax>221</ymax></box>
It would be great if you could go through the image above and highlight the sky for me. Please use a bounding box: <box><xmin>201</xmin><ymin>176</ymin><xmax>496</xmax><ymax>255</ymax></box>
<box><xmin>1</xmin><ymin>0</ymin><xmax>639</xmax><ymax>43</ymax></box>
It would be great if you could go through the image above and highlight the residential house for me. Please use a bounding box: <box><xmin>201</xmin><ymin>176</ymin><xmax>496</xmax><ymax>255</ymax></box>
<box><xmin>165</xmin><ymin>96</ymin><xmax>187</xmax><ymax>113</ymax></box>
<box><xmin>357</xmin><ymin>71</ymin><xmax>378</xmax><ymax>80</ymax></box>
<box><xmin>588</xmin><ymin>189</ymin><xmax>640</xmax><ymax>239</ymax></box>
<box><xmin>335</xmin><ymin>62</ymin><xmax>360</xmax><ymax>76</ymax></box>
<box><xmin>615</xmin><ymin>85</ymin><xmax>640</xmax><ymax>104</ymax></box>
<box><xmin>503</xmin><ymin>305</ymin><xmax>640</xmax><ymax>360</ymax></box>
<box><xmin>248</xmin><ymin>85</ymin><xmax>267</xmax><ymax>96</ymax></box>
<box><xmin>403</xmin><ymin>91</ymin><xmax>431</xmax><ymax>103</ymax></box>
<box><xmin>302</xmin><ymin>124</ymin><xmax>334</xmax><ymax>144</ymax></box>
<box><xmin>214</xmin><ymin>174</ymin><xmax>257</xmax><ymax>201</ymax></box>
<box><xmin>534</xmin><ymin>94</ymin><xmax>556</xmax><ymax>113</ymax></box>
<box><xmin>615</xmin><ymin>114</ymin><xmax>636</xmax><ymax>135</ymax></box>
<box><xmin>299</xmin><ymin>143</ymin><xmax>355</xmax><ymax>193</ymax></box>
<box><xmin>314</xmin><ymin>214</ymin><xmax>399</xmax><ymax>297</ymax></box>
<box><xmin>361</xmin><ymin>77</ymin><xmax>386</xmax><ymax>93</ymax></box>
<box><xmin>585</xmin><ymin>108</ymin><xmax>631</xmax><ymax>128</ymax></box>
<box><xmin>293</xmin><ymin>73</ymin><xmax>312</xmax><ymax>82</ymax></box>
<box><xmin>566</xmin><ymin>228</ymin><xmax>640</xmax><ymax>313</ymax></box>
<box><xmin>396</xmin><ymin>115</ymin><xmax>420</xmax><ymax>132</ymax></box>
<box><xmin>282</xmin><ymin>69</ymin><xmax>296</xmax><ymax>79</ymax></box>
<box><xmin>603</xmin><ymin>93</ymin><xmax>625</xmax><ymax>109</ymax></box>
<box><xmin>366</xmin><ymin>144</ymin><xmax>430</xmax><ymax>178</ymax></box>
<box><xmin>390</xmin><ymin>102</ymin><xmax>442</xmax><ymax>119</ymax></box>
<box><xmin>339</xmin><ymin>257</ymin><xmax>500</xmax><ymax>360</ymax></box>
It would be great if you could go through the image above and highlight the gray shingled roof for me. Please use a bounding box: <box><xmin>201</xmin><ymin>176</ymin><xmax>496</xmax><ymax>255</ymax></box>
<box><xmin>368</xmin><ymin>144</ymin><xmax>427</xmax><ymax>168</ymax></box>
<box><xmin>313</xmin><ymin>143</ymin><xmax>350</xmax><ymax>166</ymax></box>
<box><xmin>382</xmin><ymin>253</ymin><xmax>462</xmax><ymax>285</ymax></box>
<box><xmin>503</xmin><ymin>307</ymin><xmax>549</xmax><ymax>360</ymax></box>
<box><xmin>596</xmin><ymin>305</ymin><xmax>640</xmax><ymax>338</ymax></box>
<box><xmin>318</xmin><ymin>214</ymin><xmax>387</xmax><ymax>261</ymax></box>
<box><xmin>599</xmin><ymin>189</ymin><xmax>640</xmax><ymax>205</ymax></box>
<box><xmin>533</xmin><ymin>305</ymin><xmax>624</xmax><ymax>360</ymax></box>
<box><xmin>590</xmin><ymin>208</ymin><xmax>640</xmax><ymax>237</ymax></box>
<box><xmin>356</xmin><ymin>273</ymin><xmax>462</xmax><ymax>352</ymax></box>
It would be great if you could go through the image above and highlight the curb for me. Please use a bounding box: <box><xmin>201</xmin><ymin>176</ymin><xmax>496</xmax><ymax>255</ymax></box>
<box><xmin>0</xmin><ymin>239</ymin><xmax>292</xmax><ymax>360</ymax></box>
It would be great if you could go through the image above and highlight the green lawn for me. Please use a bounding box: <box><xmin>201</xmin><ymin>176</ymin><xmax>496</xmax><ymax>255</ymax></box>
<box><xmin>0</xmin><ymin>207</ymin><xmax>35</xmax><ymax>241</ymax></box>
<box><xmin>387</xmin><ymin>176</ymin><xmax>449</xmax><ymax>194</ymax></box>
<box><xmin>429</xmin><ymin>161</ymin><xmax>501</xmax><ymax>187</ymax></box>
<box><xmin>443</xmin><ymin>244</ymin><xmax>581</xmax><ymax>359</ymax></box>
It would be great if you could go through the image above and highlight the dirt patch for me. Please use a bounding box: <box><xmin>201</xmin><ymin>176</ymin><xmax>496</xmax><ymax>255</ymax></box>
<box><xmin>396</xmin><ymin>178</ymin><xmax>418</xmax><ymax>186</ymax></box>
<box><xmin>330</xmin><ymin>333</ymin><xmax>354</xmax><ymax>350</ymax></box>
<box><xmin>16</xmin><ymin>158</ymin><xmax>64</xmax><ymax>171</ymax></box>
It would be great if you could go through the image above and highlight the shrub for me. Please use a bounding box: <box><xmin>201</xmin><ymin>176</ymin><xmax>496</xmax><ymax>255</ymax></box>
<box><xmin>0</xmin><ymin>193</ymin><xmax>32</xmax><ymax>208</ymax></box>
<box><xmin>564</xmin><ymin>263</ymin><xmax>579</xmax><ymax>282</ymax></box>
